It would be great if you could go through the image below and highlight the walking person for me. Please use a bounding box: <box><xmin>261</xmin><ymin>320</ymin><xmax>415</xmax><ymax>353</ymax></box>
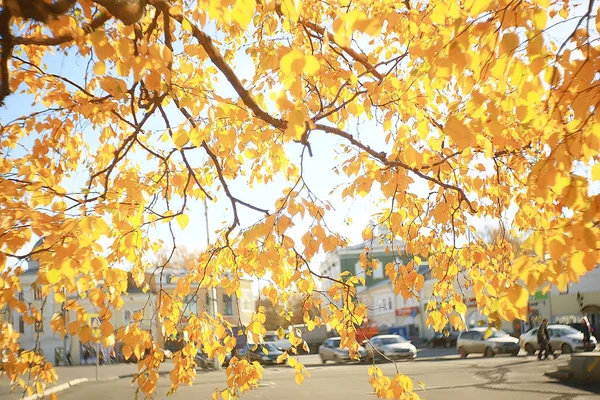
<box><xmin>582</xmin><ymin>316</ymin><xmax>592</xmax><ymax>351</ymax></box>
<box><xmin>537</xmin><ymin>319</ymin><xmax>551</xmax><ymax>360</ymax></box>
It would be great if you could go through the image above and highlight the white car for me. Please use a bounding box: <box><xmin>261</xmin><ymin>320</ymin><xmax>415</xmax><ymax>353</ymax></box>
<box><xmin>318</xmin><ymin>337</ymin><xmax>367</xmax><ymax>364</ymax></box>
<box><xmin>366</xmin><ymin>334</ymin><xmax>417</xmax><ymax>361</ymax></box>
<box><xmin>519</xmin><ymin>324</ymin><xmax>598</xmax><ymax>355</ymax></box>
<box><xmin>456</xmin><ymin>327</ymin><xmax>520</xmax><ymax>358</ymax></box>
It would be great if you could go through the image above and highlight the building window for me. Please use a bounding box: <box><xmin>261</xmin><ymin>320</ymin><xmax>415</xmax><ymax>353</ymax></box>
<box><xmin>33</xmin><ymin>287</ymin><xmax>42</xmax><ymax>301</ymax></box>
<box><xmin>184</xmin><ymin>295</ymin><xmax>197</xmax><ymax>315</ymax></box>
<box><xmin>372</xmin><ymin>259</ymin><xmax>383</xmax><ymax>279</ymax></box>
<box><xmin>124</xmin><ymin>310</ymin><xmax>132</xmax><ymax>325</ymax></box>
<box><xmin>35</xmin><ymin>319</ymin><xmax>43</xmax><ymax>333</ymax></box>
<box><xmin>223</xmin><ymin>294</ymin><xmax>233</xmax><ymax>315</ymax></box>
<box><xmin>205</xmin><ymin>292</ymin><xmax>211</xmax><ymax>311</ymax></box>
<box><xmin>18</xmin><ymin>291</ymin><xmax>24</xmax><ymax>302</ymax></box>
<box><xmin>18</xmin><ymin>316</ymin><xmax>24</xmax><ymax>333</ymax></box>
<box><xmin>388</xmin><ymin>297</ymin><xmax>393</xmax><ymax>311</ymax></box>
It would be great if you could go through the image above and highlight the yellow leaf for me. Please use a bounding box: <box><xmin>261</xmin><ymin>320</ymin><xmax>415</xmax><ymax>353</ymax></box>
<box><xmin>295</xmin><ymin>372</ymin><xmax>304</xmax><ymax>385</ymax></box>
<box><xmin>281</xmin><ymin>50</ymin><xmax>305</xmax><ymax>75</ymax></box>
<box><xmin>99</xmin><ymin>77</ymin><xmax>127</xmax><ymax>98</ymax></box>
<box><xmin>93</xmin><ymin>61</ymin><xmax>106</xmax><ymax>75</ymax></box>
<box><xmin>567</xmin><ymin>251</ymin><xmax>586</xmax><ymax>277</ymax></box>
<box><xmin>47</xmin><ymin>269</ymin><xmax>60</xmax><ymax>284</ymax></box>
<box><xmin>182</xmin><ymin>18</ymin><xmax>193</xmax><ymax>33</ymax></box>
<box><xmin>464</xmin><ymin>0</ymin><xmax>493</xmax><ymax>15</ymax></box>
<box><xmin>362</xmin><ymin>226</ymin><xmax>373</xmax><ymax>241</ymax></box>
<box><xmin>280</xmin><ymin>0</ymin><xmax>300</xmax><ymax>23</ymax></box>
<box><xmin>483</xmin><ymin>327</ymin><xmax>493</xmax><ymax>339</ymax></box>
<box><xmin>354</xmin><ymin>16</ymin><xmax>383</xmax><ymax>37</ymax></box>
<box><xmin>445</xmin><ymin>116</ymin><xmax>473</xmax><ymax>150</ymax></box>
<box><xmin>501</xmin><ymin>32</ymin><xmax>519</xmax><ymax>54</ymax></box>
<box><xmin>173</xmin><ymin>130</ymin><xmax>189</xmax><ymax>148</ymax></box>
<box><xmin>591</xmin><ymin>164</ymin><xmax>600</xmax><ymax>181</ymax></box>
<box><xmin>507</xmin><ymin>285</ymin><xmax>528</xmax><ymax>309</ymax></box>
<box><xmin>89</xmin><ymin>31</ymin><xmax>114</xmax><ymax>61</ymax></box>
<box><xmin>533</xmin><ymin>7</ymin><xmax>548</xmax><ymax>30</ymax></box>
<box><xmin>232</xmin><ymin>0</ymin><xmax>255</xmax><ymax>29</ymax></box>
<box><xmin>100</xmin><ymin>320</ymin><xmax>113</xmax><ymax>337</ymax></box>
<box><xmin>303</xmin><ymin>55</ymin><xmax>320</xmax><ymax>75</ymax></box>
<box><xmin>176</xmin><ymin>214</ymin><xmax>189</xmax><ymax>230</ymax></box>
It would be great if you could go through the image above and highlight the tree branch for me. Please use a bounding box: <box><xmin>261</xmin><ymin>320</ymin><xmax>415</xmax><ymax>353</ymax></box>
<box><xmin>314</xmin><ymin>123</ymin><xmax>476</xmax><ymax>213</ymax></box>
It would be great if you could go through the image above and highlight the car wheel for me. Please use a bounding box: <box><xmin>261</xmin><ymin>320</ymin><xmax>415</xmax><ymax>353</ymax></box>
<box><xmin>511</xmin><ymin>351</ymin><xmax>519</xmax><ymax>357</ymax></box>
<box><xmin>561</xmin><ymin>343</ymin><xmax>572</xmax><ymax>354</ymax></box>
<box><xmin>320</xmin><ymin>355</ymin><xmax>327</xmax><ymax>364</ymax></box>
<box><xmin>458</xmin><ymin>347</ymin><xmax>468</xmax><ymax>358</ymax></box>
<box><xmin>484</xmin><ymin>347</ymin><xmax>495</xmax><ymax>358</ymax></box>
<box><xmin>524</xmin><ymin>344</ymin><xmax>535</xmax><ymax>355</ymax></box>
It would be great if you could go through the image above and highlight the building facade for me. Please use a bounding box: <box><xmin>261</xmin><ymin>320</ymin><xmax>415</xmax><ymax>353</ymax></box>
<box><xmin>544</xmin><ymin>266</ymin><xmax>600</xmax><ymax>332</ymax></box>
<box><xmin>147</xmin><ymin>268</ymin><xmax>255</xmax><ymax>349</ymax></box>
<box><xmin>3</xmin><ymin>238</ymin><xmax>256</xmax><ymax>364</ymax></box>
<box><xmin>320</xmin><ymin>240</ymin><xmax>429</xmax><ymax>340</ymax></box>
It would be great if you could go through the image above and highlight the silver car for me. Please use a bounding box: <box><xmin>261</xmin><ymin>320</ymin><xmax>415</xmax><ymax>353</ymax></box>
<box><xmin>519</xmin><ymin>324</ymin><xmax>598</xmax><ymax>355</ymax></box>
<box><xmin>318</xmin><ymin>337</ymin><xmax>367</xmax><ymax>364</ymax></box>
<box><xmin>366</xmin><ymin>334</ymin><xmax>417</xmax><ymax>361</ymax></box>
<box><xmin>456</xmin><ymin>327</ymin><xmax>520</xmax><ymax>358</ymax></box>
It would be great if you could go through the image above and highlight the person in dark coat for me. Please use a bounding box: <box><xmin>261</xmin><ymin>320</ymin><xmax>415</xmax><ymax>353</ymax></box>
<box><xmin>582</xmin><ymin>317</ymin><xmax>592</xmax><ymax>351</ymax></box>
<box><xmin>537</xmin><ymin>319</ymin><xmax>551</xmax><ymax>360</ymax></box>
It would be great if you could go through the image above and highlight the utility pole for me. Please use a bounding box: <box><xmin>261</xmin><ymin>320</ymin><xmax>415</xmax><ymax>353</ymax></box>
<box><xmin>204</xmin><ymin>197</ymin><xmax>221</xmax><ymax>370</ymax></box>
<box><xmin>96</xmin><ymin>341</ymin><xmax>100</xmax><ymax>381</ymax></box>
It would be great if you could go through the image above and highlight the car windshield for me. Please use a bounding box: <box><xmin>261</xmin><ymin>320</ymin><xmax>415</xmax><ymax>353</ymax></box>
<box><xmin>381</xmin><ymin>336</ymin><xmax>407</xmax><ymax>345</ymax></box>
<box><xmin>331</xmin><ymin>339</ymin><xmax>341</xmax><ymax>347</ymax></box>
<box><xmin>263</xmin><ymin>343</ymin><xmax>280</xmax><ymax>352</ymax></box>
<box><xmin>558</xmin><ymin>327</ymin><xmax>580</xmax><ymax>335</ymax></box>
<box><xmin>489</xmin><ymin>330</ymin><xmax>509</xmax><ymax>338</ymax></box>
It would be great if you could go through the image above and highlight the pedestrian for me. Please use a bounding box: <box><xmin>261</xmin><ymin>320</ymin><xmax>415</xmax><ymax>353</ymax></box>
<box><xmin>99</xmin><ymin>349</ymin><xmax>104</xmax><ymax>366</ymax></box>
<box><xmin>537</xmin><ymin>319</ymin><xmax>551</xmax><ymax>360</ymax></box>
<box><xmin>82</xmin><ymin>347</ymin><xmax>90</xmax><ymax>365</ymax></box>
<box><xmin>582</xmin><ymin>316</ymin><xmax>592</xmax><ymax>351</ymax></box>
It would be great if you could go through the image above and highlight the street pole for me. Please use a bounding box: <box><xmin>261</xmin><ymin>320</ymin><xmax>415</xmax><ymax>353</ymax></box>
<box><xmin>204</xmin><ymin>197</ymin><xmax>221</xmax><ymax>371</ymax></box>
<box><xmin>96</xmin><ymin>341</ymin><xmax>100</xmax><ymax>381</ymax></box>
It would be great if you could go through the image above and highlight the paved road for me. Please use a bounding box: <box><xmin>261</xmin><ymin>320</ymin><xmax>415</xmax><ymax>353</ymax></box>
<box><xmin>34</xmin><ymin>353</ymin><xmax>599</xmax><ymax>400</ymax></box>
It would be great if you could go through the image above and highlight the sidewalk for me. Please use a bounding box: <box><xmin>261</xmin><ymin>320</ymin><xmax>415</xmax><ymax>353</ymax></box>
<box><xmin>0</xmin><ymin>361</ymin><xmax>175</xmax><ymax>399</ymax></box>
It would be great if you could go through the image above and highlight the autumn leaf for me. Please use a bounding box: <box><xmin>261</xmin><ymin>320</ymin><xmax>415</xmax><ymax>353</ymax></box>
<box><xmin>173</xmin><ymin>131</ymin><xmax>189</xmax><ymax>148</ymax></box>
<box><xmin>176</xmin><ymin>214</ymin><xmax>189</xmax><ymax>230</ymax></box>
<box><xmin>592</xmin><ymin>164</ymin><xmax>600</xmax><ymax>181</ymax></box>
<box><xmin>232</xmin><ymin>0</ymin><xmax>255</xmax><ymax>28</ymax></box>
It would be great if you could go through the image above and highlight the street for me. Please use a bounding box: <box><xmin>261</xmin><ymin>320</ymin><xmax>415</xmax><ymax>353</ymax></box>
<box><xmin>27</xmin><ymin>350</ymin><xmax>599</xmax><ymax>400</ymax></box>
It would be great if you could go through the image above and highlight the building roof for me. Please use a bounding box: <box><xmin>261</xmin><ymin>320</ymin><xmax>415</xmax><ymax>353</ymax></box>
<box><xmin>337</xmin><ymin>239</ymin><xmax>406</xmax><ymax>255</ymax></box>
<box><xmin>23</xmin><ymin>237</ymin><xmax>45</xmax><ymax>275</ymax></box>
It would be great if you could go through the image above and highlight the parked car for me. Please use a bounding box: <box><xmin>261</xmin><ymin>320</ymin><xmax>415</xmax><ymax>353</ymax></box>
<box><xmin>426</xmin><ymin>332</ymin><xmax>458</xmax><ymax>348</ymax></box>
<box><xmin>249</xmin><ymin>342</ymin><xmax>284</xmax><ymax>365</ymax></box>
<box><xmin>194</xmin><ymin>350</ymin><xmax>216</xmax><ymax>370</ymax></box>
<box><xmin>263</xmin><ymin>332</ymin><xmax>292</xmax><ymax>351</ymax></box>
<box><xmin>519</xmin><ymin>324</ymin><xmax>598</xmax><ymax>355</ymax></box>
<box><xmin>319</xmin><ymin>337</ymin><xmax>367</xmax><ymax>364</ymax></box>
<box><xmin>365</xmin><ymin>334</ymin><xmax>417</xmax><ymax>361</ymax></box>
<box><xmin>456</xmin><ymin>327</ymin><xmax>519</xmax><ymax>358</ymax></box>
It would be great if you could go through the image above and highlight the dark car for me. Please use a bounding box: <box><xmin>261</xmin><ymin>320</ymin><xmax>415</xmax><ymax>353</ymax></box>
<box><xmin>249</xmin><ymin>343</ymin><xmax>284</xmax><ymax>365</ymax></box>
<box><xmin>426</xmin><ymin>332</ymin><xmax>458</xmax><ymax>348</ymax></box>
